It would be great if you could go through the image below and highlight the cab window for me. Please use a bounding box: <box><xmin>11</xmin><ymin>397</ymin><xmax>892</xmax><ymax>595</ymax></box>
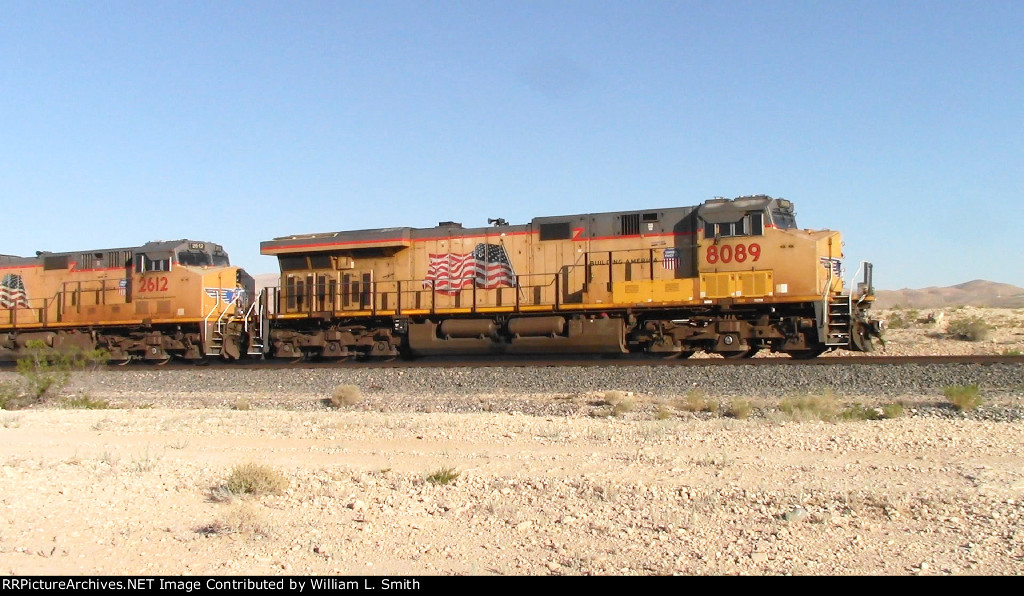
<box><xmin>704</xmin><ymin>213</ymin><xmax>765</xmax><ymax>238</ymax></box>
<box><xmin>134</xmin><ymin>254</ymin><xmax>172</xmax><ymax>273</ymax></box>
<box><xmin>770</xmin><ymin>209</ymin><xmax>797</xmax><ymax>229</ymax></box>
<box><xmin>177</xmin><ymin>251</ymin><xmax>211</xmax><ymax>267</ymax></box>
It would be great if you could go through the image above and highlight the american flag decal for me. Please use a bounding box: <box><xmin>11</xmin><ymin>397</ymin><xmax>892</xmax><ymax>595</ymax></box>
<box><xmin>663</xmin><ymin>248</ymin><xmax>679</xmax><ymax>270</ymax></box>
<box><xmin>1</xmin><ymin>273</ymin><xmax>30</xmax><ymax>309</ymax></box>
<box><xmin>820</xmin><ymin>257</ymin><xmax>842</xmax><ymax>277</ymax></box>
<box><xmin>118</xmin><ymin>279</ymin><xmax>128</xmax><ymax>296</ymax></box>
<box><xmin>423</xmin><ymin>243</ymin><xmax>517</xmax><ymax>296</ymax></box>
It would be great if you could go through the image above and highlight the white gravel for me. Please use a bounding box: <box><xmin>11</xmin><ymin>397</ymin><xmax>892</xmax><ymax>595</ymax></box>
<box><xmin>0</xmin><ymin>405</ymin><xmax>1022</xmax><ymax>576</ymax></box>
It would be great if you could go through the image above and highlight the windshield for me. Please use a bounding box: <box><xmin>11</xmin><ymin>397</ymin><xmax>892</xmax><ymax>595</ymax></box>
<box><xmin>178</xmin><ymin>251</ymin><xmax>231</xmax><ymax>267</ymax></box>
<box><xmin>771</xmin><ymin>209</ymin><xmax>797</xmax><ymax>229</ymax></box>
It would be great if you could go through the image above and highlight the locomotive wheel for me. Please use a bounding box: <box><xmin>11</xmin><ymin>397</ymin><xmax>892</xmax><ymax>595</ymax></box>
<box><xmin>787</xmin><ymin>347</ymin><xmax>827</xmax><ymax>360</ymax></box>
<box><xmin>644</xmin><ymin>349</ymin><xmax>687</xmax><ymax>360</ymax></box>
<box><xmin>719</xmin><ymin>349</ymin><xmax>752</xmax><ymax>359</ymax></box>
<box><xmin>109</xmin><ymin>358</ymin><xmax>132</xmax><ymax>366</ymax></box>
<box><xmin>152</xmin><ymin>357</ymin><xmax>172</xmax><ymax>366</ymax></box>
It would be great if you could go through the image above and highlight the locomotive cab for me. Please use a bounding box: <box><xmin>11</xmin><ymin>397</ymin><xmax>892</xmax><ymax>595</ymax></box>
<box><xmin>697</xmin><ymin>196</ymin><xmax>844</xmax><ymax>300</ymax></box>
<box><xmin>695</xmin><ymin>196</ymin><xmax>879</xmax><ymax>355</ymax></box>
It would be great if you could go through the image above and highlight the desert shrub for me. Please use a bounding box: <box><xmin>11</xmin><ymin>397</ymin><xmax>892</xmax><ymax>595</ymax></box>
<box><xmin>885</xmin><ymin>310</ymin><xmax>912</xmax><ymax>330</ymax></box>
<box><xmin>881</xmin><ymin>403</ymin><xmax>905</xmax><ymax>419</ymax></box>
<box><xmin>327</xmin><ymin>384</ymin><xmax>362</xmax><ymax>408</ymax></box>
<box><xmin>678</xmin><ymin>389</ymin><xmax>717</xmax><ymax>414</ymax></box>
<box><xmin>196</xmin><ymin>504</ymin><xmax>271</xmax><ymax>536</ymax></box>
<box><xmin>16</xmin><ymin>342</ymin><xmax>71</xmax><ymax>400</ymax></box>
<box><xmin>841</xmin><ymin>404</ymin><xmax>883</xmax><ymax>421</ymax></box>
<box><xmin>0</xmin><ymin>382</ymin><xmax>27</xmax><ymax>410</ymax></box>
<box><xmin>61</xmin><ymin>395</ymin><xmax>110</xmax><ymax>409</ymax></box>
<box><xmin>233</xmin><ymin>398</ymin><xmax>251</xmax><ymax>411</ymax></box>
<box><xmin>946</xmin><ymin>315</ymin><xmax>992</xmax><ymax>341</ymax></box>
<box><xmin>694</xmin><ymin>451</ymin><xmax>733</xmax><ymax>468</ymax></box>
<box><xmin>612</xmin><ymin>400</ymin><xmax>635</xmax><ymax>416</ymax></box>
<box><xmin>602</xmin><ymin>391</ymin><xmax>634</xmax><ymax>416</ymax></box>
<box><xmin>779</xmin><ymin>391</ymin><xmax>840</xmax><ymax>421</ymax></box>
<box><xmin>841</xmin><ymin>402</ymin><xmax>905</xmax><ymax>420</ymax></box>
<box><xmin>224</xmin><ymin>463</ymin><xmax>288</xmax><ymax>496</ymax></box>
<box><xmin>724</xmin><ymin>399</ymin><xmax>753</xmax><ymax>419</ymax></box>
<box><xmin>678</xmin><ymin>389</ymin><xmax>706</xmax><ymax>412</ymax></box>
<box><xmin>128</xmin><ymin>448</ymin><xmax>161</xmax><ymax>473</ymax></box>
<box><xmin>1001</xmin><ymin>348</ymin><xmax>1022</xmax><ymax>356</ymax></box>
<box><xmin>13</xmin><ymin>341</ymin><xmax>108</xmax><ymax>404</ymax></box>
<box><xmin>426</xmin><ymin>467</ymin><xmax>459</xmax><ymax>485</ymax></box>
<box><xmin>944</xmin><ymin>385</ymin><xmax>983</xmax><ymax>412</ymax></box>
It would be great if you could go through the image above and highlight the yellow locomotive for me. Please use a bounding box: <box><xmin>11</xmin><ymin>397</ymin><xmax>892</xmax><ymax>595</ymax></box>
<box><xmin>259</xmin><ymin>195</ymin><xmax>881</xmax><ymax>360</ymax></box>
<box><xmin>0</xmin><ymin>240</ymin><xmax>261</xmax><ymax>363</ymax></box>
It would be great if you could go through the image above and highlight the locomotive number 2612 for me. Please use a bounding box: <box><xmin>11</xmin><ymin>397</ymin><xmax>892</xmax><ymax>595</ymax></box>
<box><xmin>138</xmin><ymin>276</ymin><xmax>169</xmax><ymax>293</ymax></box>
<box><xmin>706</xmin><ymin>243</ymin><xmax>761</xmax><ymax>264</ymax></box>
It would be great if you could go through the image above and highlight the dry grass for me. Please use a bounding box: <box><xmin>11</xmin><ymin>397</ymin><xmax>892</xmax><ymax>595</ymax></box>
<box><xmin>61</xmin><ymin>395</ymin><xmax>110</xmax><ymax>409</ymax></box>
<box><xmin>0</xmin><ymin>382</ymin><xmax>25</xmax><ymax>411</ymax></box>
<box><xmin>426</xmin><ymin>467</ymin><xmax>460</xmax><ymax>485</ymax></box>
<box><xmin>655</xmin><ymin>403</ymin><xmax>675</xmax><ymax>420</ymax></box>
<box><xmin>223</xmin><ymin>463</ymin><xmax>288</xmax><ymax>496</ymax></box>
<box><xmin>327</xmin><ymin>384</ymin><xmax>363</xmax><ymax>408</ymax></box>
<box><xmin>677</xmin><ymin>389</ymin><xmax>717</xmax><ymax>414</ymax></box>
<box><xmin>779</xmin><ymin>391</ymin><xmax>840</xmax><ymax>422</ymax></box>
<box><xmin>946</xmin><ymin>315</ymin><xmax>992</xmax><ymax>341</ymax></box>
<box><xmin>724</xmin><ymin>399</ymin><xmax>753</xmax><ymax>419</ymax></box>
<box><xmin>598</xmin><ymin>390</ymin><xmax>637</xmax><ymax>417</ymax></box>
<box><xmin>944</xmin><ymin>384</ymin><xmax>983</xmax><ymax>412</ymax></box>
<box><xmin>128</xmin><ymin>448</ymin><xmax>162</xmax><ymax>473</ymax></box>
<box><xmin>196</xmin><ymin>503</ymin><xmax>272</xmax><ymax>537</ymax></box>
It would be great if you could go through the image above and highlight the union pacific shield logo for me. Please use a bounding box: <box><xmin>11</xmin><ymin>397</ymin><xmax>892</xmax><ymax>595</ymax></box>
<box><xmin>204</xmin><ymin>288</ymin><xmax>237</xmax><ymax>304</ymax></box>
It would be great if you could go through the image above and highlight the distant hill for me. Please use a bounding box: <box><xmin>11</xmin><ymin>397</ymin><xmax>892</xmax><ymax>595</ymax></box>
<box><xmin>253</xmin><ymin>272</ymin><xmax>1023</xmax><ymax>310</ymax></box>
<box><xmin>874</xmin><ymin>280</ymin><xmax>1024</xmax><ymax>309</ymax></box>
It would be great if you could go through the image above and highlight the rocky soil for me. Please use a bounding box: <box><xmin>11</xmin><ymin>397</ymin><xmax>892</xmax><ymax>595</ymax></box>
<box><xmin>0</xmin><ymin>307</ymin><xmax>1022</xmax><ymax>576</ymax></box>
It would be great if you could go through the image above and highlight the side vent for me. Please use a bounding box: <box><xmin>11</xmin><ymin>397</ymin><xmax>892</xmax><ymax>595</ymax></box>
<box><xmin>621</xmin><ymin>214</ymin><xmax>640</xmax><ymax>236</ymax></box>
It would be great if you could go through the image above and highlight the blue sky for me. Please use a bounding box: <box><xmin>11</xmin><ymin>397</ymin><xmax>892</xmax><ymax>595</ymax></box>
<box><xmin>2</xmin><ymin>1</ymin><xmax>1021</xmax><ymax>290</ymax></box>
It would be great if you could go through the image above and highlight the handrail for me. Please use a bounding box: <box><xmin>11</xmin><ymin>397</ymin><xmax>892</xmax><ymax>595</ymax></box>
<box><xmin>846</xmin><ymin>260</ymin><xmax>873</xmax><ymax>306</ymax></box>
<box><xmin>271</xmin><ymin>245</ymin><xmax>675</xmax><ymax>316</ymax></box>
<box><xmin>822</xmin><ymin>263</ymin><xmax>834</xmax><ymax>303</ymax></box>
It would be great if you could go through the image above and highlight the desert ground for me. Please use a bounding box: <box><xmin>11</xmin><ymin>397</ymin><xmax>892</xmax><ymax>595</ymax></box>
<box><xmin>0</xmin><ymin>306</ymin><xmax>1022</xmax><ymax>576</ymax></box>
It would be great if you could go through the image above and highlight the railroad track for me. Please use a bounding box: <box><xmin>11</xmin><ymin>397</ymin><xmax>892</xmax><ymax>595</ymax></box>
<box><xmin>4</xmin><ymin>353</ymin><xmax>1015</xmax><ymax>371</ymax></box>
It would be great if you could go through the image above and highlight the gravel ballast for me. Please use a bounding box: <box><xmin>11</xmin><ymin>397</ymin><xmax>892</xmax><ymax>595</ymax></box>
<box><xmin>38</xmin><ymin>361</ymin><xmax>1024</xmax><ymax>419</ymax></box>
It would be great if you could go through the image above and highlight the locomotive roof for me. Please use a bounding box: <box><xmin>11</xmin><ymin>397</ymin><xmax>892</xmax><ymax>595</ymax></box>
<box><xmin>260</xmin><ymin>195</ymin><xmax>790</xmax><ymax>255</ymax></box>
<box><xmin>0</xmin><ymin>239</ymin><xmax>225</xmax><ymax>266</ymax></box>
<box><xmin>697</xmin><ymin>195</ymin><xmax>788</xmax><ymax>224</ymax></box>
